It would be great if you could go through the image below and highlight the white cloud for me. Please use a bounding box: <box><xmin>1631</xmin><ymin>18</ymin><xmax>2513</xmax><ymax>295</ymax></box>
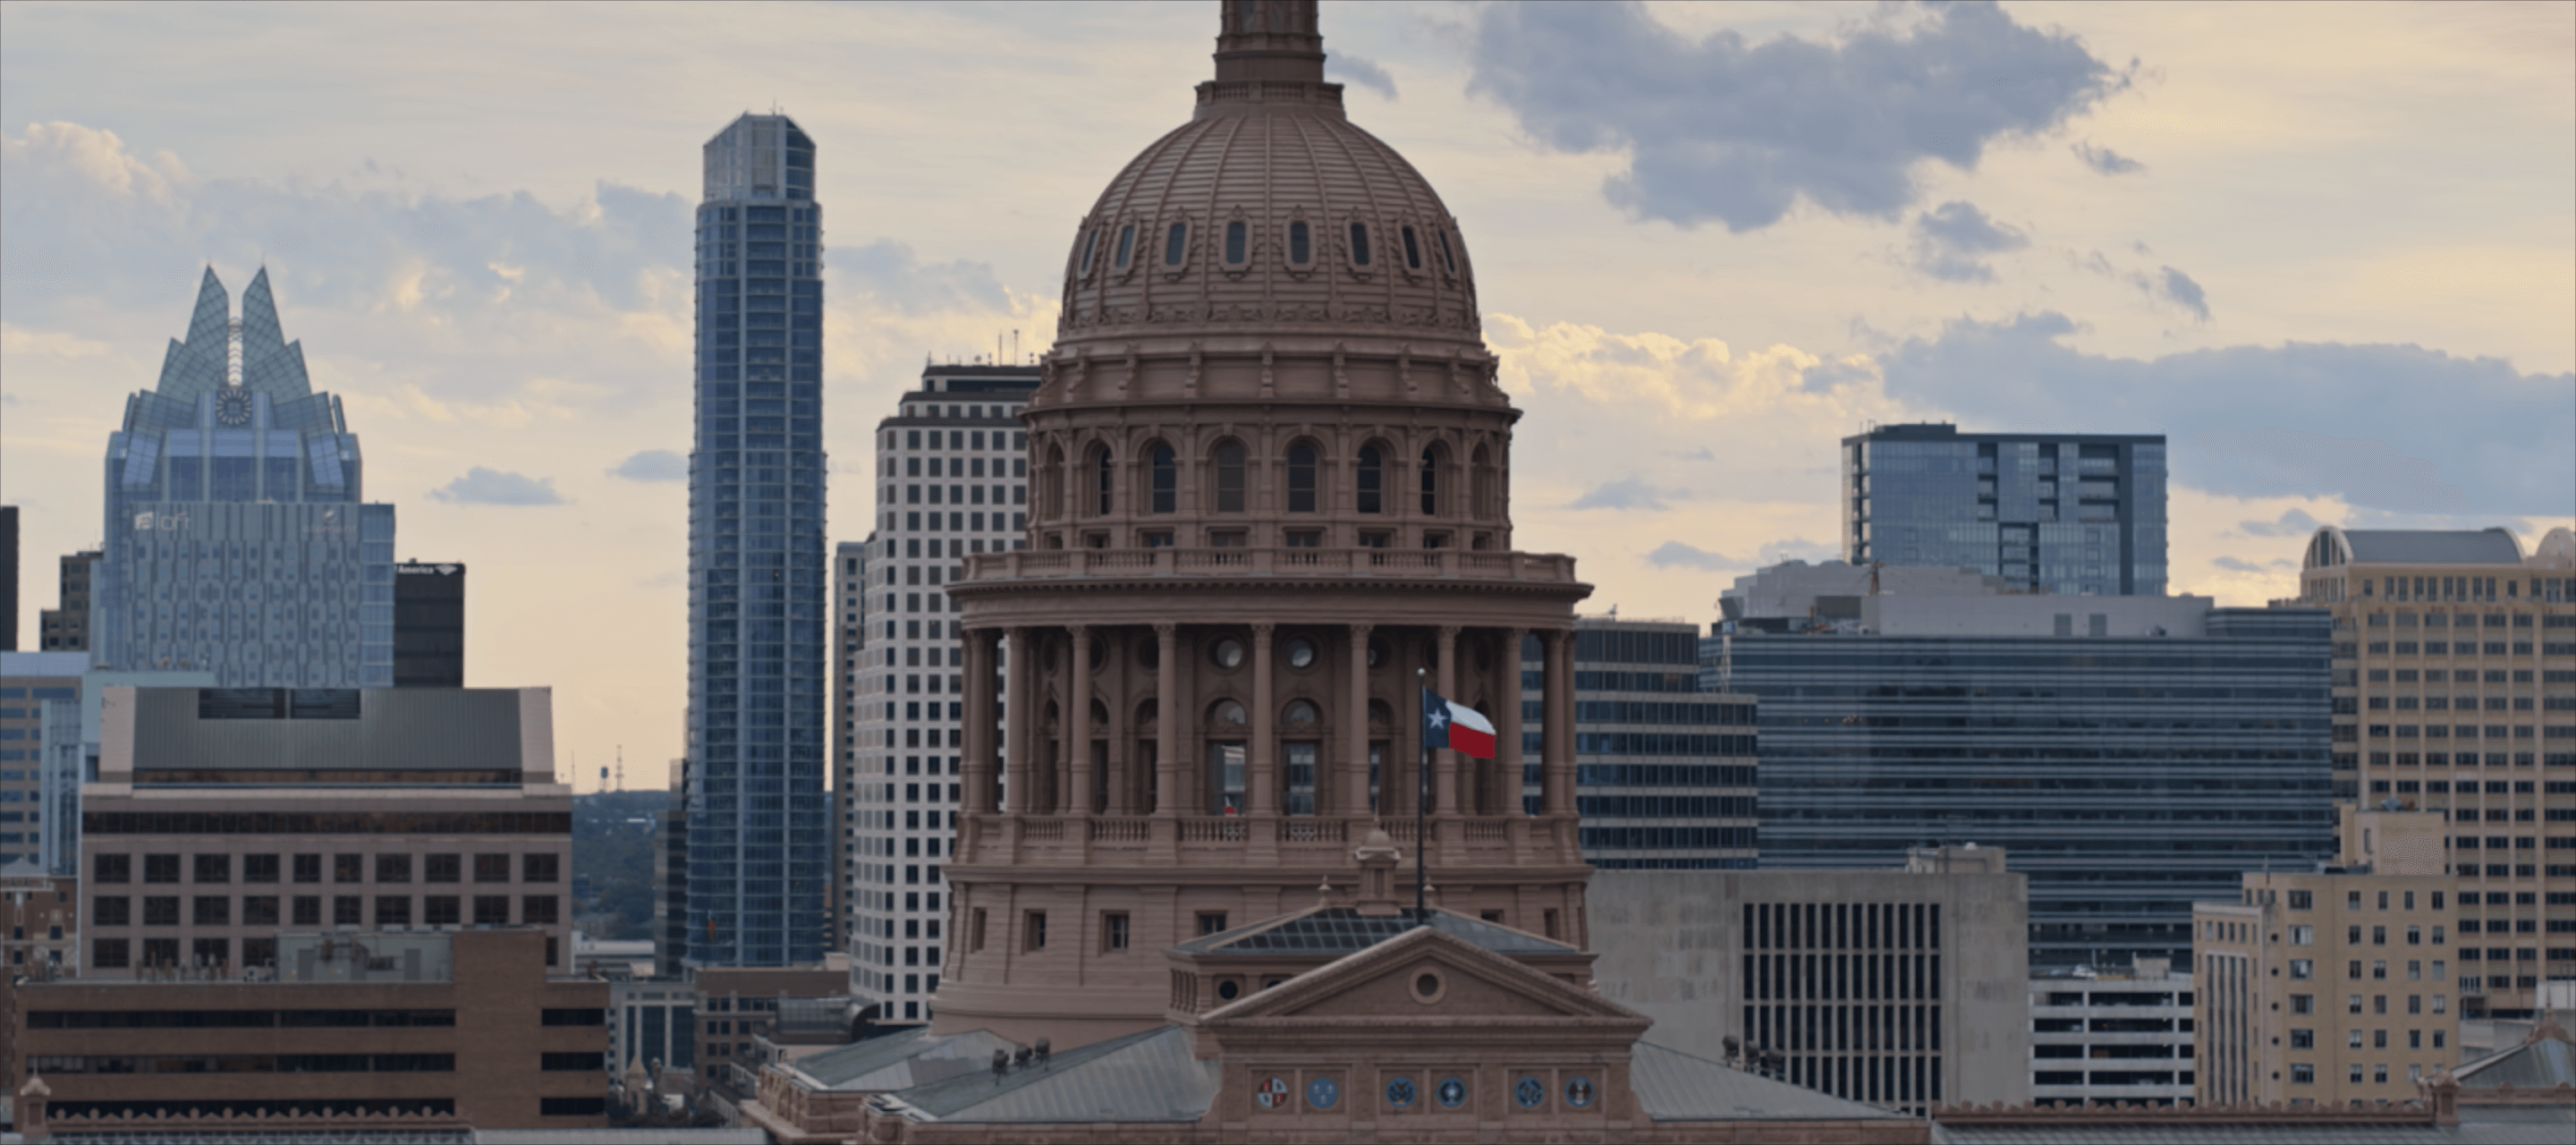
<box><xmin>428</xmin><ymin>467</ymin><xmax>565</xmax><ymax>506</ymax></box>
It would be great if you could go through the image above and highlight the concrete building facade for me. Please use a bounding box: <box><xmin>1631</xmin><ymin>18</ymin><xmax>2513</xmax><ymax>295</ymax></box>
<box><xmin>2029</xmin><ymin>958</ymin><xmax>2196</xmax><ymax>1107</ymax></box>
<box><xmin>2291</xmin><ymin>525</ymin><xmax>2576</xmax><ymax>1019</ymax></box>
<box><xmin>1586</xmin><ymin>846</ymin><xmax>2034</xmax><ymax>1113</ymax></box>
<box><xmin>79</xmin><ymin>685</ymin><xmax>572</xmax><ymax>977</ymax></box>
<box><xmin>845</xmin><ymin>364</ymin><xmax>1037</xmax><ymax>1024</ymax></box>
<box><xmin>2193</xmin><ymin>807</ymin><xmax>2462</xmax><ymax>1107</ymax></box>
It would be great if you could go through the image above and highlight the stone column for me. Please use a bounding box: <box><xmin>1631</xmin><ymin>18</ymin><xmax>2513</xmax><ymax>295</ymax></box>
<box><xmin>962</xmin><ymin>629</ymin><xmax>996</xmax><ymax>815</ymax></box>
<box><xmin>1002</xmin><ymin>627</ymin><xmax>1032</xmax><ymax>814</ymax></box>
<box><xmin>1499</xmin><ymin>626</ymin><xmax>1526</xmax><ymax>817</ymax></box>
<box><xmin>1346</xmin><ymin>623</ymin><xmax>1373</xmax><ymax>819</ymax></box>
<box><xmin>1066</xmin><ymin>624</ymin><xmax>1092</xmax><ymax>816</ymax></box>
<box><xmin>1155</xmin><ymin>623</ymin><xmax>1181</xmax><ymax>817</ymax></box>
<box><xmin>1543</xmin><ymin>628</ymin><xmax>1577</xmax><ymax>816</ymax></box>
<box><xmin>1104</xmin><ymin>629</ymin><xmax>1131</xmax><ymax>816</ymax></box>
<box><xmin>1434</xmin><ymin>625</ymin><xmax>1460</xmax><ymax>818</ymax></box>
<box><xmin>1248</xmin><ymin>623</ymin><xmax>1276</xmax><ymax>815</ymax></box>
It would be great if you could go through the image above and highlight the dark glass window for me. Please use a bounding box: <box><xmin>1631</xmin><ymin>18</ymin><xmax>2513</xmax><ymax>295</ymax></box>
<box><xmin>377</xmin><ymin>854</ymin><xmax>411</xmax><ymax>884</ymax></box>
<box><xmin>522</xmin><ymin>853</ymin><xmax>559</xmax><ymax>883</ymax></box>
<box><xmin>1164</xmin><ymin>222</ymin><xmax>1188</xmax><ymax>267</ymax></box>
<box><xmin>426</xmin><ymin>853</ymin><xmax>461</xmax><ymax>884</ymax></box>
<box><xmin>94</xmin><ymin>854</ymin><xmax>131</xmax><ymax>884</ymax></box>
<box><xmin>1287</xmin><ymin>444</ymin><xmax>1318</xmax><ymax>513</ymax></box>
<box><xmin>1224</xmin><ymin>221</ymin><xmax>1247</xmax><ymax>265</ymax></box>
<box><xmin>1215</xmin><ymin>443</ymin><xmax>1247</xmax><ymax>513</ymax></box>
<box><xmin>1093</xmin><ymin>447</ymin><xmax>1114</xmax><ymax>515</ymax></box>
<box><xmin>1420</xmin><ymin>446</ymin><xmax>1442</xmax><ymax>514</ymax></box>
<box><xmin>1348</xmin><ymin>222</ymin><xmax>1372</xmax><ymax>267</ymax></box>
<box><xmin>1113</xmin><ymin>225</ymin><xmax>1135</xmax><ymax>269</ymax></box>
<box><xmin>243</xmin><ymin>854</ymin><xmax>280</xmax><ymax>884</ymax></box>
<box><xmin>474</xmin><ymin>854</ymin><xmax>511</xmax><ymax>883</ymax></box>
<box><xmin>475</xmin><ymin>896</ymin><xmax>512</xmax><ymax>926</ymax></box>
<box><xmin>425</xmin><ymin>896</ymin><xmax>461</xmax><ymax>925</ymax></box>
<box><xmin>144</xmin><ymin>854</ymin><xmax>179</xmax><ymax>884</ymax></box>
<box><xmin>1078</xmin><ymin>227</ymin><xmax>1100</xmax><ymax>276</ymax></box>
<box><xmin>1150</xmin><ymin>445</ymin><xmax>1177</xmax><ymax>513</ymax></box>
<box><xmin>292</xmin><ymin>854</ymin><xmax>321</xmax><ymax>884</ymax></box>
<box><xmin>1436</xmin><ymin>229</ymin><xmax>1457</xmax><ymax>273</ymax></box>
<box><xmin>1357</xmin><ymin>446</ymin><xmax>1385</xmax><ymax>514</ymax></box>
<box><xmin>1289</xmin><ymin>221</ymin><xmax>1310</xmax><ymax>264</ymax></box>
<box><xmin>1401</xmin><ymin>225</ymin><xmax>1422</xmax><ymax>270</ymax></box>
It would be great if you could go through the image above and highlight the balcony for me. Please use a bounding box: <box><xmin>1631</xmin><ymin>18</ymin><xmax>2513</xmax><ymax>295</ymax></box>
<box><xmin>967</xmin><ymin>812</ymin><xmax>1533</xmax><ymax>868</ymax></box>
<box><xmin>956</xmin><ymin>547</ymin><xmax>1580</xmax><ymax>587</ymax></box>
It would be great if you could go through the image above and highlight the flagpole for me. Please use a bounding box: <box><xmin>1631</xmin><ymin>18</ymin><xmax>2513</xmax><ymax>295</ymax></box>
<box><xmin>1415</xmin><ymin>669</ymin><xmax>1428</xmax><ymax>924</ymax></box>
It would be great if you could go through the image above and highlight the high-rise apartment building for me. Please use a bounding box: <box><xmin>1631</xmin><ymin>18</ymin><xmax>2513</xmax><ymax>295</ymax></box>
<box><xmin>97</xmin><ymin>268</ymin><xmax>392</xmax><ymax>685</ymax></box>
<box><xmin>393</xmin><ymin>560</ymin><xmax>465</xmax><ymax>687</ymax></box>
<box><xmin>1843</xmin><ymin>423</ymin><xmax>2166</xmax><ymax>597</ymax></box>
<box><xmin>1718</xmin><ymin>585</ymin><xmax>2337</xmax><ymax>970</ymax></box>
<box><xmin>2193</xmin><ymin>806</ymin><xmax>2461</xmax><ymax>1107</ymax></box>
<box><xmin>834</xmin><ymin>538</ymin><xmax>868</xmax><ymax>951</ymax></box>
<box><xmin>846</xmin><ymin>364</ymin><xmax>1037</xmax><ymax>1024</ymax></box>
<box><xmin>1519</xmin><ymin>618</ymin><xmax>1758</xmax><ymax>869</ymax></box>
<box><xmin>2290</xmin><ymin>524</ymin><xmax>2576</xmax><ymax>1020</ymax></box>
<box><xmin>38</xmin><ymin>550</ymin><xmax>99</xmax><ymax>653</ymax></box>
<box><xmin>684</xmin><ymin>113</ymin><xmax>828</xmax><ymax>967</ymax></box>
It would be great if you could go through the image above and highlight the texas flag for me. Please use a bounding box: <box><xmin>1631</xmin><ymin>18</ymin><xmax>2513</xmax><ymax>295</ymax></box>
<box><xmin>1421</xmin><ymin>687</ymin><xmax>1497</xmax><ymax>759</ymax></box>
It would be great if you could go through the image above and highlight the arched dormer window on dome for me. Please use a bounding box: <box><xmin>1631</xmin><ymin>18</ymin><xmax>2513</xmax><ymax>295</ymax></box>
<box><xmin>1400</xmin><ymin>225</ymin><xmax>1423</xmax><ymax>272</ymax></box>
<box><xmin>1286</xmin><ymin>441</ymin><xmax>1319</xmax><ymax>513</ymax></box>
<box><xmin>1148</xmin><ymin>443</ymin><xmax>1178</xmax><ymax>513</ymax></box>
<box><xmin>1162</xmin><ymin>220</ymin><xmax>1191</xmax><ymax>272</ymax></box>
<box><xmin>1112</xmin><ymin>224</ymin><xmax>1137</xmax><ymax>272</ymax></box>
<box><xmin>1286</xmin><ymin>220</ymin><xmax>1312</xmax><ymax>267</ymax></box>
<box><xmin>1436</xmin><ymin>226</ymin><xmax>1459</xmax><ymax>276</ymax></box>
<box><xmin>1346</xmin><ymin>221</ymin><xmax>1373</xmax><ymax>269</ymax></box>
<box><xmin>1078</xmin><ymin>226</ymin><xmax>1102</xmax><ymax>277</ymax></box>
<box><xmin>1213</xmin><ymin>441</ymin><xmax>1248</xmax><ymax>513</ymax></box>
<box><xmin>1356</xmin><ymin>445</ymin><xmax>1385</xmax><ymax>514</ymax></box>
<box><xmin>1223</xmin><ymin>220</ymin><xmax>1249</xmax><ymax>268</ymax></box>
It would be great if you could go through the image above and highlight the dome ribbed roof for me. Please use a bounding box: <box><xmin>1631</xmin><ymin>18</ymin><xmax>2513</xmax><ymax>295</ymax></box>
<box><xmin>1054</xmin><ymin>8</ymin><xmax>1479</xmax><ymax>350</ymax></box>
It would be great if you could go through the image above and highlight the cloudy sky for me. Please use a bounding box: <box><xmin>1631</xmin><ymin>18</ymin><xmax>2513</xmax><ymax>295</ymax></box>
<box><xmin>4</xmin><ymin>0</ymin><xmax>2569</xmax><ymax>791</ymax></box>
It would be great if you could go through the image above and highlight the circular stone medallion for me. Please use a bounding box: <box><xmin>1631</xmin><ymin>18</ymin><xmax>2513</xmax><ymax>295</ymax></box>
<box><xmin>1307</xmin><ymin>1076</ymin><xmax>1339</xmax><ymax>1110</ymax></box>
<box><xmin>1436</xmin><ymin>1075</ymin><xmax>1467</xmax><ymax>1108</ymax></box>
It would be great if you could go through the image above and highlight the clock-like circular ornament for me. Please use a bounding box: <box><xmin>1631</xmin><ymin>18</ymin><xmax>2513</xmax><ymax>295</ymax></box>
<box><xmin>216</xmin><ymin>388</ymin><xmax>254</xmax><ymax>426</ymax></box>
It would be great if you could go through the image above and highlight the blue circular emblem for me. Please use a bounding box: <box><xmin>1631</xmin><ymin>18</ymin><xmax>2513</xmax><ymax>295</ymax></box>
<box><xmin>1436</xmin><ymin>1075</ymin><xmax>1468</xmax><ymax>1108</ymax></box>
<box><xmin>1385</xmin><ymin>1076</ymin><xmax>1417</xmax><ymax>1108</ymax></box>
<box><xmin>1565</xmin><ymin>1075</ymin><xmax>1597</xmax><ymax>1108</ymax></box>
<box><xmin>1307</xmin><ymin>1076</ymin><xmax>1340</xmax><ymax>1110</ymax></box>
<box><xmin>1514</xmin><ymin>1076</ymin><xmax>1546</xmax><ymax>1108</ymax></box>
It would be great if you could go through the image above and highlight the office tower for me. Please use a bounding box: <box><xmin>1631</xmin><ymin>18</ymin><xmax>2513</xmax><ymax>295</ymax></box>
<box><xmin>846</xmin><ymin>364</ymin><xmax>1036</xmax><ymax>1023</ymax></box>
<box><xmin>935</xmin><ymin>0</ymin><xmax>1596</xmax><ymax>1047</ymax></box>
<box><xmin>38</xmin><ymin>549</ymin><xmax>98</xmax><ymax>653</ymax></box>
<box><xmin>1</xmin><ymin>505</ymin><xmax>15</xmax><ymax>650</ymax></box>
<box><xmin>1</xmin><ymin>653</ymin><xmax>217</xmax><ymax>876</ymax></box>
<box><xmin>684</xmin><ymin>112</ymin><xmax>828</xmax><ymax>967</ymax></box>
<box><xmin>393</xmin><ymin>560</ymin><xmax>465</xmax><ymax>687</ymax></box>
<box><xmin>2290</xmin><ymin>524</ymin><xmax>2576</xmax><ymax>1020</ymax></box>
<box><xmin>79</xmin><ymin>685</ymin><xmax>573</xmax><ymax>978</ymax></box>
<box><xmin>1718</xmin><ymin>584</ymin><xmax>2337</xmax><ymax>970</ymax></box>
<box><xmin>1588</xmin><ymin>845</ymin><xmax>2033</xmax><ymax>1112</ymax></box>
<box><xmin>1519</xmin><ymin>618</ymin><xmax>1758</xmax><ymax>869</ymax></box>
<box><xmin>1843</xmin><ymin>423</ymin><xmax>2167</xmax><ymax>597</ymax></box>
<box><xmin>97</xmin><ymin>268</ymin><xmax>392</xmax><ymax>685</ymax></box>
<box><xmin>2193</xmin><ymin>806</ymin><xmax>2459</xmax><ymax>1107</ymax></box>
<box><xmin>16</xmin><ymin>929</ymin><xmax>606</xmax><ymax>1131</ymax></box>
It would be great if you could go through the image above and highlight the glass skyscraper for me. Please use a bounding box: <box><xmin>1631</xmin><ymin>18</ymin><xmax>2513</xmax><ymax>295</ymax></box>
<box><xmin>1518</xmin><ymin>620</ymin><xmax>1759</xmax><ymax>869</ymax></box>
<box><xmin>1843</xmin><ymin>423</ymin><xmax>2166</xmax><ymax>597</ymax></box>
<box><xmin>1716</xmin><ymin>597</ymin><xmax>2337</xmax><ymax>969</ymax></box>
<box><xmin>685</xmin><ymin>113</ymin><xmax>829</xmax><ymax>967</ymax></box>
<box><xmin>97</xmin><ymin>267</ymin><xmax>391</xmax><ymax>687</ymax></box>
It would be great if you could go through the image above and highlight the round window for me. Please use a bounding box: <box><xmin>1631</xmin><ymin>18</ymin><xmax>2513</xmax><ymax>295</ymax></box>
<box><xmin>1217</xmin><ymin>980</ymin><xmax>1241</xmax><ymax>1001</ymax></box>
<box><xmin>1285</xmin><ymin>637</ymin><xmax>1317</xmax><ymax>669</ymax></box>
<box><xmin>1413</xmin><ymin>971</ymin><xmax>1440</xmax><ymax>1000</ymax></box>
<box><xmin>1213</xmin><ymin>638</ymin><xmax>1246</xmax><ymax>669</ymax></box>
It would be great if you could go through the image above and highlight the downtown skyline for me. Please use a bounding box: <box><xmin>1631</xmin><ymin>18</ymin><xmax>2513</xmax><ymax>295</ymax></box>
<box><xmin>4</xmin><ymin>0</ymin><xmax>2570</xmax><ymax>792</ymax></box>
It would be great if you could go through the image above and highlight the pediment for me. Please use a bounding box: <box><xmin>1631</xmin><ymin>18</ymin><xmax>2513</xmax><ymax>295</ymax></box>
<box><xmin>1200</xmin><ymin>927</ymin><xmax>1639</xmax><ymax>1025</ymax></box>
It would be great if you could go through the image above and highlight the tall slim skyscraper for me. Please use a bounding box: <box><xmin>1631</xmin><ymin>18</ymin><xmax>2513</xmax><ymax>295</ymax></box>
<box><xmin>845</xmin><ymin>363</ymin><xmax>1036</xmax><ymax>1023</ymax></box>
<box><xmin>685</xmin><ymin>113</ymin><xmax>828</xmax><ymax>967</ymax></box>
<box><xmin>1843</xmin><ymin>423</ymin><xmax>2166</xmax><ymax>597</ymax></box>
<box><xmin>97</xmin><ymin>267</ymin><xmax>391</xmax><ymax>685</ymax></box>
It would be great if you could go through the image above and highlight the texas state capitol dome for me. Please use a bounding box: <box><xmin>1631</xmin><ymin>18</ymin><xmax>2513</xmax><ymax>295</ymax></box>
<box><xmin>933</xmin><ymin>0</ymin><xmax>1596</xmax><ymax>1046</ymax></box>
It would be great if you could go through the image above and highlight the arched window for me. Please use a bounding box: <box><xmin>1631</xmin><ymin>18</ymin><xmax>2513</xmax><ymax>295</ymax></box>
<box><xmin>1400</xmin><ymin>225</ymin><xmax>1422</xmax><ymax>270</ymax></box>
<box><xmin>1149</xmin><ymin>444</ymin><xmax>1177</xmax><ymax>513</ymax></box>
<box><xmin>1113</xmin><ymin>224</ymin><xmax>1136</xmax><ymax>270</ymax></box>
<box><xmin>1078</xmin><ymin>227</ymin><xmax>1101</xmax><ymax>276</ymax></box>
<box><xmin>1436</xmin><ymin>228</ymin><xmax>1458</xmax><ymax>275</ymax></box>
<box><xmin>1286</xmin><ymin>442</ymin><xmax>1318</xmax><ymax>513</ymax></box>
<box><xmin>1045</xmin><ymin>444</ymin><xmax>1067</xmax><ymax>518</ymax></box>
<box><xmin>1164</xmin><ymin>222</ymin><xmax>1189</xmax><ymax>267</ymax></box>
<box><xmin>1215</xmin><ymin>441</ymin><xmax>1248</xmax><ymax>513</ymax></box>
<box><xmin>1356</xmin><ymin>445</ymin><xmax>1385</xmax><ymax>514</ymax></box>
<box><xmin>1347</xmin><ymin>222</ymin><xmax>1373</xmax><ymax>267</ymax></box>
<box><xmin>1288</xmin><ymin>221</ymin><xmax>1311</xmax><ymax>266</ymax></box>
<box><xmin>1284</xmin><ymin>700</ymin><xmax>1319</xmax><ymax>726</ymax></box>
<box><xmin>1419</xmin><ymin>445</ymin><xmax>1445</xmax><ymax>515</ymax></box>
<box><xmin>1091</xmin><ymin>445</ymin><xmax>1114</xmax><ymax>516</ymax></box>
<box><xmin>1224</xmin><ymin>221</ymin><xmax>1247</xmax><ymax>266</ymax></box>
